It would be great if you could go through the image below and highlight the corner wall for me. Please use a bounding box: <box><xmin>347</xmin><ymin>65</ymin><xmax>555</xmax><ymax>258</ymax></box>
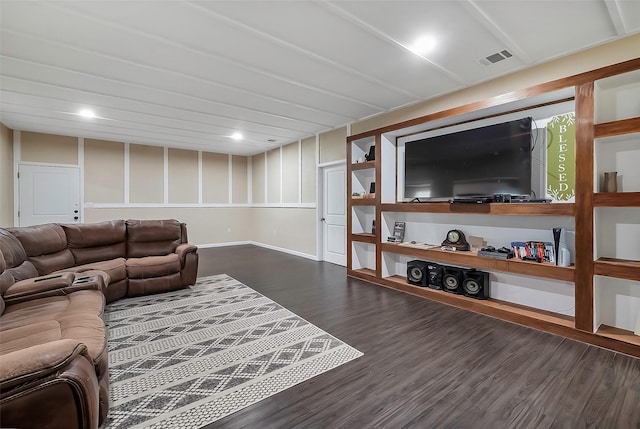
<box><xmin>0</xmin><ymin>123</ymin><xmax>13</xmax><ymax>227</ymax></box>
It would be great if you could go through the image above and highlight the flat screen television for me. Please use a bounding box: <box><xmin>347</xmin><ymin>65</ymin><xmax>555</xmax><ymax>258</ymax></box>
<box><xmin>403</xmin><ymin>117</ymin><xmax>533</xmax><ymax>201</ymax></box>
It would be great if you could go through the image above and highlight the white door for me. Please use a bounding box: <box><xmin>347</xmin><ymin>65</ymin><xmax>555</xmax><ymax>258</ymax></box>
<box><xmin>18</xmin><ymin>164</ymin><xmax>80</xmax><ymax>226</ymax></box>
<box><xmin>322</xmin><ymin>164</ymin><xmax>346</xmax><ymax>266</ymax></box>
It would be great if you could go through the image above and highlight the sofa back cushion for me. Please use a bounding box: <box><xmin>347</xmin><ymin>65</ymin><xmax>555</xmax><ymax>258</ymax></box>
<box><xmin>0</xmin><ymin>230</ymin><xmax>39</xmax><ymax>295</ymax></box>
<box><xmin>62</xmin><ymin>220</ymin><xmax>127</xmax><ymax>265</ymax></box>
<box><xmin>7</xmin><ymin>224</ymin><xmax>74</xmax><ymax>275</ymax></box>
<box><xmin>126</xmin><ymin>219</ymin><xmax>182</xmax><ymax>258</ymax></box>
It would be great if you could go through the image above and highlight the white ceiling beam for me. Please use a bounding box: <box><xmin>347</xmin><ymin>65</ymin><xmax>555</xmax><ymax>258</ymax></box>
<box><xmin>320</xmin><ymin>1</ymin><xmax>468</xmax><ymax>86</ymax></box>
<box><xmin>462</xmin><ymin>1</ymin><xmax>532</xmax><ymax>65</ymax></box>
<box><xmin>604</xmin><ymin>0</ymin><xmax>627</xmax><ymax>35</ymax></box>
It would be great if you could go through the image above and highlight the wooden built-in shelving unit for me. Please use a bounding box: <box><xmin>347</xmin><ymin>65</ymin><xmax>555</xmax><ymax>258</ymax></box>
<box><xmin>347</xmin><ymin>58</ymin><xmax>640</xmax><ymax>358</ymax></box>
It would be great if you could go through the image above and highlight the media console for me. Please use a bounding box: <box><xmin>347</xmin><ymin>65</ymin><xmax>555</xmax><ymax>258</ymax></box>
<box><xmin>347</xmin><ymin>58</ymin><xmax>640</xmax><ymax>358</ymax></box>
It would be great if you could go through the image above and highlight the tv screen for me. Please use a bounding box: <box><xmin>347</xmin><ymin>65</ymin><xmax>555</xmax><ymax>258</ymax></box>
<box><xmin>404</xmin><ymin>117</ymin><xmax>533</xmax><ymax>201</ymax></box>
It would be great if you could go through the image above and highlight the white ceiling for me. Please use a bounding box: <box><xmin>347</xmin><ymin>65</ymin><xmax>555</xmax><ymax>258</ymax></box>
<box><xmin>1</xmin><ymin>1</ymin><xmax>638</xmax><ymax>156</ymax></box>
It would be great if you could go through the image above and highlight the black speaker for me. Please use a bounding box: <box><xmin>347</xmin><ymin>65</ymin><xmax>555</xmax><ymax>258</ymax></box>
<box><xmin>462</xmin><ymin>269</ymin><xmax>490</xmax><ymax>299</ymax></box>
<box><xmin>407</xmin><ymin>260</ymin><xmax>429</xmax><ymax>286</ymax></box>
<box><xmin>442</xmin><ymin>266</ymin><xmax>465</xmax><ymax>294</ymax></box>
<box><xmin>426</xmin><ymin>262</ymin><xmax>443</xmax><ymax>290</ymax></box>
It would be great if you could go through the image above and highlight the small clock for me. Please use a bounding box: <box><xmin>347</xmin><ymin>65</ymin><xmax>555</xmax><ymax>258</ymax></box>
<box><xmin>441</xmin><ymin>229</ymin><xmax>470</xmax><ymax>251</ymax></box>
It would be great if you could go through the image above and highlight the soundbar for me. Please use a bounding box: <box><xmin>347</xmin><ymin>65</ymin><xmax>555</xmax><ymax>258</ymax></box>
<box><xmin>450</xmin><ymin>197</ymin><xmax>493</xmax><ymax>204</ymax></box>
<box><xmin>510</xmin><ymin>198</ymin><xmax>552</xmax><ymax>203</ymax></box>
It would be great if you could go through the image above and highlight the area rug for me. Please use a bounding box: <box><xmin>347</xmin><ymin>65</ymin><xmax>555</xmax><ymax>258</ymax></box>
<box><xmin>102</xmin><ymin>274</ymin><xmax>362</xmax><ymax>428</ymax></box>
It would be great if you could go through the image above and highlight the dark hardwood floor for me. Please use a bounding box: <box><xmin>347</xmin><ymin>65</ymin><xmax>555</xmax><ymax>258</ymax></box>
<box><xmin>198</xmin><ymin>245</ymin><xmax>640</xmax><ymax>429</ymax></box>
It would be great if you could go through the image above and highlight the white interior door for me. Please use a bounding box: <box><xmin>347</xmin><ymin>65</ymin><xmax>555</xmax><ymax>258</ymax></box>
<box><xmin>322</xmin><ymin>164</ymin><xmax>346</xmax><ymax>266</ymax></box>
<box><xmin>18</xmin><ymin>164</ymin><xmax>80</xmax><ymax>227</ymax></box>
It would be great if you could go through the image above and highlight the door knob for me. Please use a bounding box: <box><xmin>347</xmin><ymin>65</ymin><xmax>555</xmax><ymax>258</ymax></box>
<box><xmin>321</xmin><ymin>218</ymin><xmax>326</xmax><ymax>222</ymax></box>
<box><xmin>74</xmin><ymin>216</ymin><xmax>79</xmax><ymax>220</ymax></box>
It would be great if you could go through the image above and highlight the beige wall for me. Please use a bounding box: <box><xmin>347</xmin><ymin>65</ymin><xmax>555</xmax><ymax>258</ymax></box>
<box><xmin>130</xmin><ymin>144</ymin><xmax>164</xmax><ymax>203</ymax></box>
<box><xmin>84</xmin><ymin>139</ymin><xmax>124</xmax><ymax>203</ymax></box>
<box><xmin>84</xmin><ymin>207</ymin><xmax>252</xmax><ymax>245</ymax></box>
<box><xmin>202</xmin><ymin>152</ymin><xmax>229</xmax><ymax>203</ymax></box>
<box><xmin>353</xmin><ymin>33</ymin><xmax>640</xmax><ymax>135</ymax></box>
<box><xmin>319</xmin><ymin>126</ymin><xmax>347</xmax><ymax>164</ymax></box>
<box><xmin>301</xmin><ymin>136</ymin><xmax>316</xmax><ymax>203</ymax></box>
<box><xmin>168</xmin><ymin>148</ymin><xmax>198</xmax><ymax>203</ymax></box>
<box><xmin>232</xmin><ymin>155</ymin><xmax>248</xmax><ymax>204</ymax></box>
<box><xmin>251</xmin><ymin>153</ymin><xmax>265</xmax><ymax>204</ymax></box>
<box><xmin>0</xmin><ymin>123</ymin><xmax>13</xmax><ymax>227</ymax></box>
<box><xmin>266</xmin><ymin>148</ymin><xmax>280</xmax><ymax>203</ymax></box>
<box><xmin>21</xmin><ymin>131</ymin><xmax>78</xmax><ymax>165</ymax></box>
<box><xmin>250</xmin><ymin>207</ymin><xmax>317</xmax><ymax>256</ymax></box>
<box><xmin>282</xmin><ymin>142</ymin><xmax>299</xmax><ymax>203</ymax></box>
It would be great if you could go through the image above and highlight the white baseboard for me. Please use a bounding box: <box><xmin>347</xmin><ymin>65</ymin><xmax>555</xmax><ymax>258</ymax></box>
<box><xmin>196</xmin><ymin>241</ymin><xmax>251</xmax><ymax>249</ymax></box>
<box><xmin>197</xmin><ymin>241</ymin><xmax>319</xmax><ymax>261</ymax></box>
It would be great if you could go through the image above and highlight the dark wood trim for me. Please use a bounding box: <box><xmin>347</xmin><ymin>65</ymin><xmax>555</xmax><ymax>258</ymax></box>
<box><xmin>593</xmin><ymin>192</ymin><xmax>640</xmax><ymax>207</ymax></box>
<box><xmin>374</xmin><ymin>134</ymin><xmax>382</xmax><ymax>278</ymax></box>
<box><xmin>594</xmin><ymin>258</ymin><xmax>640</xmax><ymax>282</ymax></box>
<box><xmin>346</xmin><ymin>135</ymin><xmax>353</xmax><ymax>271</ymax></box>
<box><xmin>596</xmin><ymin>325</ymin><xmax>640</xmax><ymax>348</ymax></box>
<box><xmin>574</xmin><ymin>82</ymin><xmax>595</xmax><ymax>332</ymax></box>
<box><xmin>381</xmin><ymin>243</ymin><xmax>575</xmax><ymax>282</ymax></box>
<box><xmin>351</xmin><ymin>198</ymin><xmax>375</xmax><ymax>206</ymax></box>
<box><xmin>381</xmin><ymin>202</ymin><xmax>575</xmax><ymax>216</ymax></box>
<box><xmin>351</xmin><ymin>160</ymin><xmax>376</xmax><ymax>171</ymax></box>
<box><xmin>396</xmin><ymin>97</ymin><xmax>576</xmax><ymax>141</ymax></box>
<box><xmin>348</xmin><ymin>58</ymin><xmax>640</xmax><ymax>141</ymax></box>
<box><xmin>347</xmin><ymin>267</ymin><xmax>377</xmax><ymax>283</ymax></box>
<box><xmin>352</xmin><ymin>233</ymin><xmax>376</xmax><ymax>244</ymax></box>
<box><xmin>594</xmin><ymin>117</ymin><xmax>640</xmax><ymax>138</ymax></box>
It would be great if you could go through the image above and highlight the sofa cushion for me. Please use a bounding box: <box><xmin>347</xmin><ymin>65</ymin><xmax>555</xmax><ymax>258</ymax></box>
<box><xmin>126</xmin><ymin>219</ymin><xmax>182</xmax><ymax>258</ymax></box>
<box><xmin>126</xmin><ymin>254</ymin><xmax>181</xmax><ymax>279</ymax></box>
<box><xmin>7</xmin><ymin>224</ymin><xmax>74</xmax><ymax>275</ymax></box>
<box><xmin>0</xmin><ymin>230</ymin><xmax>28</xmax><ymax>270</ymax></box>
<box><xmin>0</xmin><ymin>316</ymin><xmax>107</xmax><ymax>377</ymax></box>
<box><xmin>57</xmin><ymin>258</ymin><xmax>126</xmax><ymax>285</ymax></box>
<box><xmin>62</xmin><ymin>220</ymin><xmax>127</xmax><ymax>265</ymax></box>
<box><xmin>0</xmin><ymin>290</ymin><xmax>104</xmax><ymax>332</ymax></box>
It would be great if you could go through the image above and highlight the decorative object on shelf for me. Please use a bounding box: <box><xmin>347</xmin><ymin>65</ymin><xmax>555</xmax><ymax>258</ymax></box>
<box><xmin>391</xmin><ymin>221</ymin><xmax>405</xmax><ymax>242</ymax></box>
<box><xmin>441</xmin><ymin>229</ymin><xmax>470</xmax><ymax>251</ymax></box>
<box><xmin>552</xmin><ymin>228</ymin><xmax>570</xmax><ymax>266</ymax></box>
<box><xmin>478</xmin><ymin>246</ymin><xmax>514</xmax><ymax>260</ymax></box>
<box><xmin>371</xmin><ymin>219</ymin><xmax>375</xmax><ymax>235</ymax></box>
<box><xmin>407</xmin><ymin>260</ymin><xmax>429</xmax><ymax>286</ymax></box>
<box><xmin>427</xmin><ymin>262</ymin><xmax>444</xmax><ymax>290</ymax></box>
<box><xmin>442</xmin><ymin>266</ymin><xmax>465</xmax><ymax>294</ymax></box>
<box><xmin>603</xmin><ymin>171</ymin><xmax>618</xmax><ymax>192</ymax></box>
<box><xmin>468</xmin><ymin>235</ymin><xmax>486</xmax><ymax>250</ymax></box>
<box><xmin>364</xmin><ymin>145</ymin><xmax>375</xmax><ymax>161</ymax></box>
<box><xmin>546</xmin><ymin>112</ymin><xmax>576</xmax><ymax>202</ymax></box>
<box><xmin>352</xmin><ymin>192</ymin><xmax>364</xmax><ymax>199</ymax></box>
<box><xmin>462</xmin><ymin>269</ymin><xmax>490</xmax><ymax>300</ymax></box>
<box><xmin>365</xmin><ymin>182</ymin><xmax>376</xmax><ymax>199</ymax></box>
<box><xmin>511</xmin><ymin>241</ymin><xmax>555</xmax><ymax>263</ymax></box>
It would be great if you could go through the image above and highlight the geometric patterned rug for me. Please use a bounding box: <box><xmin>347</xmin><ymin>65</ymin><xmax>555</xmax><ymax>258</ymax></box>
<box><xmin>101</xmin><ymin>274</ymin><xmax>363</xmax><ymax>428</ymax></box>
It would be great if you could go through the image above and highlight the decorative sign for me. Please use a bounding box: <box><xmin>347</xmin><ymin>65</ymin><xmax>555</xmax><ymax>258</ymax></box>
<box><xmin>546</xmin><ymin>113</ymin><xmax>576</xmax><ymax>202</ymax></box>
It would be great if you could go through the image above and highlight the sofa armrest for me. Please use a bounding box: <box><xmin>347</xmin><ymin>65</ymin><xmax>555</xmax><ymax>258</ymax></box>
<box><xmin>175</xmin><ymin>243</ymin><xmax>198</xmax><ymax>265</ymax></box>
<box><xmin>0</xmin><ymin>339</ymin><xmax>89</xmax><ymax>390</ymax></box>
<box><xmin>3</xmin><ymin>272</ymin><xmax>105</xmax><ymax>305</ymax></box>
<box><xmin>0</xmin><ymin>340</ymin><xmax>100</xmax><ymax>429</ymax></box>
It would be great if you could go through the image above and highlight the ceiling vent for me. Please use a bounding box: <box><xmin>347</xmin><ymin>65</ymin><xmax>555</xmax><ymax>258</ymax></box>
<box><xmin>477</xmin><ymin>50</ymin><xmax>513</xmax><ymax>66</ymax></box>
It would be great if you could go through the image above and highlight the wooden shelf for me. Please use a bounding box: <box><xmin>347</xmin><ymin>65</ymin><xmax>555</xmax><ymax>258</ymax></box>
<box><xmin>381</xmin><ymin>202</ymin><xmax>575</xmax><ymax>216</ymax></box>
<box><xmin>594</xmin><ymin>257</ymin><xmax>640</xmax><ymax>281</ymax></box>
<box><xmin>381</xmin><ymin>274</ymin><xmax>574</xmax><ymax>329</ymax></box>
<box><xmin>593</xmin><ymin>192</ymin><xmax>640</xmax><ymax>207</ymax></box>
<box><xmin>596</xmin><ymin>325</ymin><xmax>640</xmax><ymax>347</ymax></box>
<box><xmin>594</xmin><ymin>116</ymin><xmax>640</xmax><ymax>138</ymax></box>
<box><xmin>351</xmin><ymin>161</ymin><xmax>376</xmax><ymax>170</ymax></box>
<box><xmin>347</xmin><ymin>268</ymin><xmax>377</xmax><ymax>282</ymax></box>
<box><xmin>351</xmin><ymin>198</ymin><xmax>376</xmax><ymax>206</ymax></box>
<box><xmin>381</xmin><ymin>242</ymin><xmax>575</xmax><ymax>282</ymax></box>
<box><xmin>352</xmin><ymin>233</ymin><xmax>376</xmax><ymax>244</ymax></box>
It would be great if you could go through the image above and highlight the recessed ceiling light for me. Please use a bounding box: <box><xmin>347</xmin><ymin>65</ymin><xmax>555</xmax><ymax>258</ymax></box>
<box><xmin>78</xmin><ymin>109</ymin><xmax>96</xmax><ymax>118</ymax></box>
<box><xmin>230</xmin><ymin>132</ymin><xmax>243</xmax><ymax>140</ymax></box>
<box><xmin>409</xmin><ymin>35</ymin><xmax>436</xmax><ymax>56</ymax></box>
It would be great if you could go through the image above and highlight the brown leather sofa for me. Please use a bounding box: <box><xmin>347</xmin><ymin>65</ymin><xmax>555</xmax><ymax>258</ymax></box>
<box><xmin>0</xmin><ymin>219</ymin><xmax>199</xmax><ymax>429</ymax></box>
